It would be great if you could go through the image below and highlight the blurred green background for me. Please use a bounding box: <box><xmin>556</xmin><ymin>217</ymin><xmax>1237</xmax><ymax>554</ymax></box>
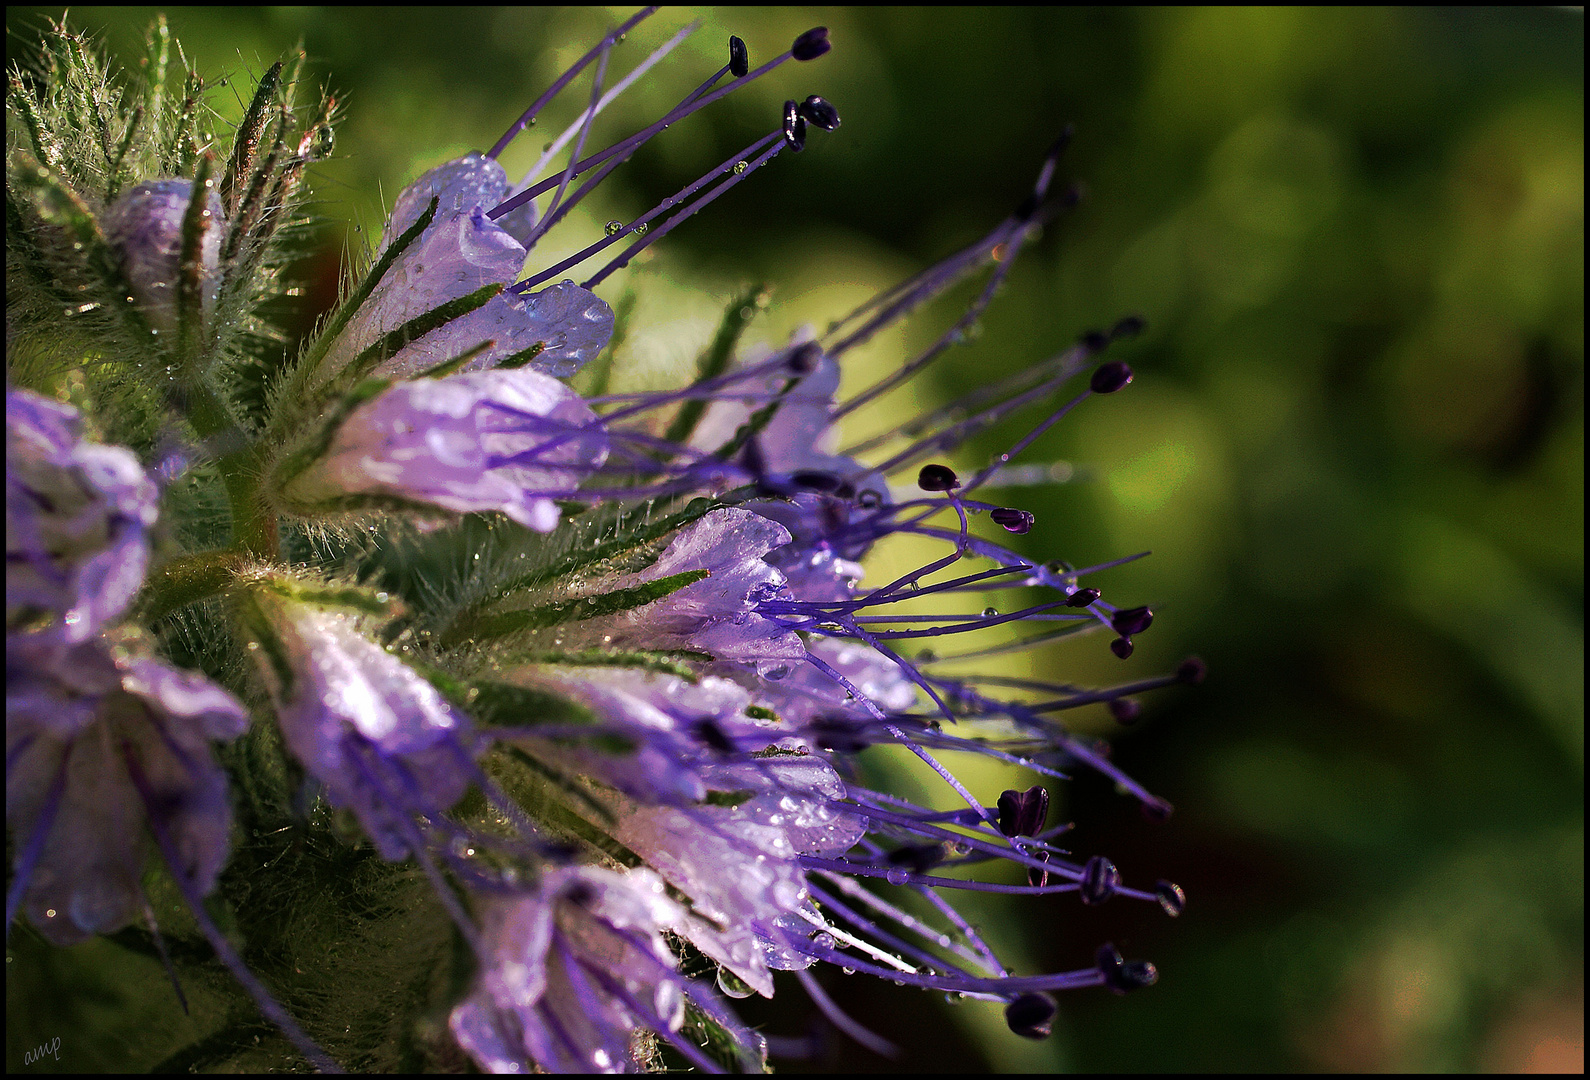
<box><xmin>8</xmin><ymin>6</ymin><xmax>1582</xmax><ymax>1072</ymax></box>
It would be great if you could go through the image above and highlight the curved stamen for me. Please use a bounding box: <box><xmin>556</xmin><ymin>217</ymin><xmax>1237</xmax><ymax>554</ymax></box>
<box><xmin>486</xmin><ymin>6</ymin><xmax>659</xmax><ymax>160</ymax></box>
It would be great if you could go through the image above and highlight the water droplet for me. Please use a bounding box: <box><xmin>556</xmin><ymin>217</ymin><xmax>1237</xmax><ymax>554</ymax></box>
<box><xmin>633</xmin><ymin>221</ymin><xmax>648</xmax><ymax>237</ymax></box>
<box><xmin>885</xmin><ymin>869</ymin><xmax>908</xmax><ymax>886</ymax></box>
<box><xmin>841</xmin><ymin>966</ymin><xmax>855</xmax><ymax>975</ymax></box>
<box><xmin>981</xmin><ymin>606</ymin><xmax>999</xmax><ymax>618</ymax></box>
<box><xmin>733</xmin><ymin>160</ymin><xmax>749</xmax><ymax>175</ymax></box>
<box><xmin>813</xmin><ymin>932</ymin><xmax>835</xmax><ymax>950</ymax></box>
<box><xmin>605</xmin><ymin>220</ymin><xmax>624</xmax><ymax>236</ymax></box>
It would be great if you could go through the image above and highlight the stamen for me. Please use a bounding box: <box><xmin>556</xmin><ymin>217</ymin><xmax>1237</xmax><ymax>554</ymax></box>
<box><xmin>798</xmin><ymin>95</ymin><xmax>841</xmax><ymax>130</ymax></box>
<box><xmin>1096</xmin><ymin>943</ymin><xmax>1159</xmax><ymax>994</ymax></box>
<box><xmin>996</xmin><ymin>785</ymin><xmax>1049</xmax><ymax>838</ymax></box>
<box><xmin>790</xmin><ymin>26</ymin><xmax>832</xmax><ymax>61</ymax></box>
<box><xmin>485</xmin><ymin>6</ymin><xmax>658</xmax><ymax>159</ymax></box>
<box><xmin>1004</xmin><ymin>992</ymin><xmax>1058</xmax><ymax>1039</ymax></box>
<box><xmin>729</xmin><ymin>35</ymin><xmax>749</xmax><ymax>77</ymax></box>
<box><xmin>1110</xmin><ymin>605</ymin><xmax>1154</xmax><ymax>636</ymax></box>
<box><xmin>488</xmin><ymin>26</ymin><xmax>834</xmax><ymax>223</ymax></box>
<box><xmin>1089</xmin><ymin>359</ymin><xmax>1134</xmax><ymax>394</ymax></box>
<box><xmin>515</xmin><ymin>129</ymin><xmax>782</xmax><ymax>291</ymax></box>
<box><xmin>1155</xmin><ymin>880</ymin><xmax>1187</xmax><ymax>917</ymax></box>
<box><xmin>582</xmin><ymin>132</ymin><xmax>788</xmax><ymax>288</ymax></box>
<box><xmin>782</xmin><ymin>99</ymin><xmax>807</xmax><ymax>151</ymax></box>
<box><xmin>917</xmin><ymin>463</ymin><xmax>959</xmax><ymax>491</ymax></box>
<box><xmin>518</xmin><ymin>45</ymin><xmax>612</xmax><ymax>251</ymax></box>
<box><xmin>1108</xmin><ymin>697</ymin><xmax>1142</xmax><ymax>725</ymax></box>
<box><xmin>1110</xmin><ymin>636</ymin><xmax>1134</xmax><ymax>659</ymax></box>
<box><xmin>1078</xmin><ymin>855</ymin><xmax>1121</xmax><ymax>905</ymax></box>
<box><xmin>990</xmin><ymin>507</ymin><xmax>1034</xmax><ymax>533</ymax></box>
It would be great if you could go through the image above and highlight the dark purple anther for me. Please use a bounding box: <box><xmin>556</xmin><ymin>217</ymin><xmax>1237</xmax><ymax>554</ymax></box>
<box><xmin>791</xmin><ymin>470</ymin><xmax>842</xmax><ymax>492</ymax></box>
<box><xmin>1095</xmin><ymin>942</ymin><xmax>1124</xmax><ymax>982</ymax></box>
<box><xmin>1111</xmin><ymin>605</ymin><xmax>1154</xmax><ymax>636</ymax></box>
<box><xmin>1177</xmin><ymin>656</ymin><xmax>1207</xmax><ymax>685</ymax></box>
<box><xmin>1026</xmin><ymin>849</ymin><xmax>1050</xmax><ymax>888</ymax></box>
<box><xmin>1090</xmin><ymin>360</ymin><xmax>1134</xmax><ymax>394</ymax></box>
<box><xmin>886</xmin><ymin>843</ymin><xmax>946</xmax><ymax>874</ymax></box>
<box><xmin>990</xmin><ymin>507</ymin><xmax>1034</xmax><ymax>534</ymax></box>
<box><xmin>1111</xmin><ymin>314</ymin><xmax>1146</xmax><ymax>339</ymax></box>
<box><xmin>798</xmin><ymin>95</ymin><xmax>841</xmax><ymax>131</ymax></box>
<box><xmin>1110</xmin><ymin>636</ymin><xmax>1135</xmax><ymax>659</ymax></box>
<box><xmin>1108</xmin><ymin>697</ymin><xmax>1141</xmax><ymax>725</ymax></box>
<box><xmin>1079</xmin><ymin>329</ymin><xmax>1110</xmax><ymax>353</ymax></box>
<box><xmin>1064</xmin><ymin>587</ymin><xmax>1101</xmax><ymax>608</ymax></box>
<box><xmin>782</xmin><ymin>100</ymin><xmax>806</xmax><ymax>151</ymax></box>
<box><xmin>1155</xmin><ymin>880</ymin><xmax>1186</xmax><ymax>917</ymax></box>
<box><xmin>917</xmin><ymin>463</ymin><xmax>959</xmax><ymax>491</ymax></box>
<box><xmin>728</xmin><ymin>35</ymin><xmax>749</xmax><ymax>78</ymax></box>
<box><xmin>787</xmin><ymin>341</ymin><xmax>822</xmax><ymax>373</ymax></box>
<box><xmin>1004</xmin><ymin>992</ymin><xmax>1058</xmax><ymax>1039</ymax></box>
<box><xmin>1079</xmin><ymin>855</ymin><xmax>1121</xmax><ymax>905</ymax></box>
<box><xmin>1097</xmin><ymin>944</ymin><xmax>1158</xmax><ymax>994</ymax></box>
<box><xmin>996</xmin><ymin>785</ymin><xmax>1049</xmax><ymax>838</ymax></box>
<box><xmin>791</xmin><ymin>26</ymin><xmax>831</xmax><ymax>61</ymax></box>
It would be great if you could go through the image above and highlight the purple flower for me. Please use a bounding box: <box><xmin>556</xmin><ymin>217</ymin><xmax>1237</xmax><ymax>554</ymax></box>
<box><xmin>280</xmin><ymin>367</ymin><xmax>606</xmax><ymax>531</ymax></box>
<box><xmin>6</xmin><ymin>635</ymin><xmax>248</xmax><ymax>945</ymax></box>
<box><xmin>100</xmin><ymin>179</ymin><xmax>224</xmax><ymax>334</ymax></box>
<box><xmin>503</xmin><ymin>667</ymin><xmax>773</xmax><ymax>804</ymax></box>
<box><xmin>610</xmin><ymin>754</ymin><xmax>865</xmax><ymax>999</ymax></box>
<box><xmin>449</xmin><ymin>866</ymin><xmax>756</xmax><ymax>1073</ymax></box>
<box><xmin>324</xmin><ymin>153</ymin><xmax>613</xmax><ymax>381</ymax></box>
<box><xmin>508</xmin><ymin>507</ymin><xmax>807</xmax><ymax>668</ymax></box>
<box><xmin>6</xmin><ymin>389</ymin><xmax>159</xmax><ymax>650</ymax></box>
<box><xmin>246</xmin><ymin>595</ymin><xmax>476</xmax><ymax>862</ymax></box>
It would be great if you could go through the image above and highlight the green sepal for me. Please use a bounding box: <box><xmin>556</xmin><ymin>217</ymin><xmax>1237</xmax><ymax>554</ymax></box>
<box><xmin>344</xmin><ymin>281</ymin><xmax>504</xmax><ymax>385</ymax></box>
<box><xmin>496</xmin><ymin>648</ymin><xmax>712</xmax><ymax>680</ymax></box>
<box><xmin>220</xmin><ymin>60</ymin><xmax>283</xmax><ymax>215</ymax></box>
<box><xmin>410</xmin><ymin>337</ymin><xmax>497</xmax><ymax>381</ymax></box>
<box><xmin>663</xmin><ymin>282</ymin><xmax>769</xmax><ymax>446</ymax></box>
<box><xmin>446</xmin><ymin>567</ymin><xmax>709</xmax><ymax>645</ymax></box>
<box><xmin>485</xmin><ymin>495</ymin><xmax>720</xmax><ymax>601</ymax></box>
<box><xmin>279</xmin><ymin>195</ymin><xmax>438</xmax><ymax>422</ymax></box>
<box><xmin>495</xmin><ymin>339</ymin><xmax>546</xmax><ymax>370</ymax></box>
<box><xmin>257</xmin><ymin>576</ymin><xmax>399</xmax><ymax>618</ymax></box>
<box><xmin>174</xmin><ymin>154</ymin><xmax>215</xmax><ymax>367</ymax></box>
<box><xmin>271</xmin><ymin>373</ymin><xmax>391</xmax><ymax>492</ymax></box>
<box><xmin>701</xmin><ymin>789</ymin><xmax>755</xmax><ymax>808</ymax></box>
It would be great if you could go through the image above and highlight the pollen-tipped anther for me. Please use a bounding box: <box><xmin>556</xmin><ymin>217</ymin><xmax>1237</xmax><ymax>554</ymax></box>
<box><xmin>782</xmin><ymin>99</ymin><xmax>807</xmax><ymax>151</ymax></box>
<box><xmin>918</xmin><ymin>463</ymin><xmax>960</xmax><ymax>491</ymax></box>
<box><xmin>1177</xmin><ymin>656</ymin><xmax>1208</xmax><ymax>685</ymax></box>
<box><xmin>798</xmin><ymin>95</ymin><xmax>841</xmax><ymax>131</ymax></box>
<box><xmin>1090</xmin><ymin>360</ymin><xmax>1134</xmax><ymax>394</ymax></box>
<box><xmin>1110</xmin><ymin>636</ymin><xmax>1135</xmax><ymax>659</ymax></box>
<box><xmin>1111</xmin><ymin>605</ymin><xmax>1154</xmax><ymax>636</ymax></box>
<box><xmin>1079</xmin><ymin>329</ymin><xmax>1111</xmax><ymax>354</ymax></box>
<box><xmin>791</xmin><ymin>26</ymin><xmax>831</xmax><ymax>61</ymax></box>
<box><xmin>1064</xmin><ymin>587</ymin><xmax>1102</xmax><ymax>608</ymax></box>
<box><xmin>1155</xmin><ymin>880</ymin><xmax>1187</xmax><ymax>917</ymax></box>
<box><xmin>1108</xmin><ymin>697</ymin><xmax>1141</xmax><ymax>725</ymax></box>
<box><xmin>788</xmin><ymin>341</ymin><xmax>822</xmax><ymax>373</ymax></box>
<box><xmin>728</xmin><ymin>35</ymin><xmax>749</xmax><ymax>77</ymax></box>
<box><xmin>1005</xmin><ymin>992</ymin><xmax>1058</xmax><ymax>1039</ymax></box>
<box><xmin>996</xmin><ymin>785</ymin><xmax>1049</xmax><ymax>838</ymax></box>
<box><xmin>1111</xmin><ymin>314</ymin><xmax>1146</xmax><ymax>340</ymax></box>
<box><xmin>1079</xmin><ymin>855</ymin><xmax>1121</xmax><ymax>905</ymax></box>
<box><xmin>1096</xmin><ymin>943</ymin><xmax>1159</xmax><ymax>994</ymax></box>
<box><xmin>991</xmin><ymin>507</ymin><xmax>1034</xmax><ymax>533</ymax></box>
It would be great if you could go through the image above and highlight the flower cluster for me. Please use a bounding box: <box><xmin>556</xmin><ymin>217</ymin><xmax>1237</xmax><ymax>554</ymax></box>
<box><xmin>7</xmin><ymin>12</ymin><xmax>1201</xmax><ymax>1072</ymax></box>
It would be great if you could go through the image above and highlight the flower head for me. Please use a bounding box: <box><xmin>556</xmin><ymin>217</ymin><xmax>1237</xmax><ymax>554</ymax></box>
<box><xmin>6</xmin><ymin>389</ymin><xmax>159</xmax><ymax>649</ymax></box>
<box><xmin>6</xmin><ymin>13</ymin><xmax>1201</xmax><ymax>1073</ymax></box>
